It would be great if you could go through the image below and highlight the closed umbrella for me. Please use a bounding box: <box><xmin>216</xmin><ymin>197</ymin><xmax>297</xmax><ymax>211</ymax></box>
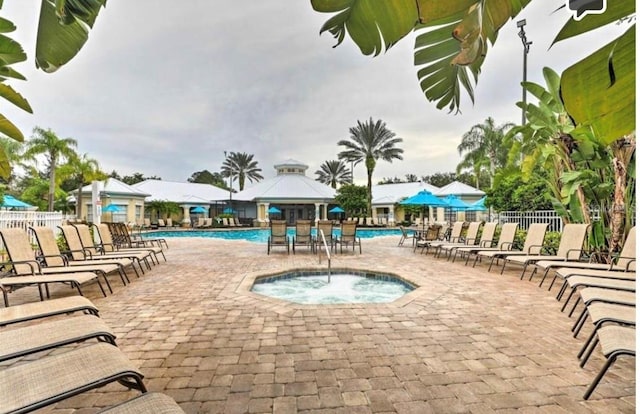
<box><xmin>399</xmin><ymin>190</ymin><xmax>447</xmax><ymax>230</ymax></box>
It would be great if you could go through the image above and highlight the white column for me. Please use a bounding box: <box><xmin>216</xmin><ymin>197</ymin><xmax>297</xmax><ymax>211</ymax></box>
<box><xmin>264</xmin><ymin>203</ymin><xmax>270</xmax><ymax>223</ymax></box>
<box><xmin>389</xmin><ymin>205</ymin><xmax>395</xmax><ymax>225</ymax></box>
<box><xmin>181</xmin><ymin>205</ymin><xmax>190</xmax><ymax>225</ymax></box>
<box><xmin>314</xmin><ymin>203</ymin><xmax>320</xmax><ymax>224</ymax></box>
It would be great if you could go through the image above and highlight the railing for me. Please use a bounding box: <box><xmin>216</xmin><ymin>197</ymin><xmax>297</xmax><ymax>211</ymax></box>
<box><xmin>317</xmin><ymin>230</ymin><xmax>332</xmax><ymax>283</ymax></box>
<box><xmin>497</xmin><ymin>209</ymin><xmax>603</xmax><ymax>233</ymax></box>
<box><xmin>0</xmin><ymin>211</ymin><xmax>75</xmax><ymax>244</ymax></box>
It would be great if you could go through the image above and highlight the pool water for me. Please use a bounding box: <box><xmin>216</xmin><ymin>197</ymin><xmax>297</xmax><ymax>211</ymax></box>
<box><xmin>252</xmin><ymin>274</ymin><xmax>414</xmax><ymax>304</ymax></box>
<box><xmin>145</xmin><ymin>227</ymin><xmax>401</xmax><ymax>243</ymax></box>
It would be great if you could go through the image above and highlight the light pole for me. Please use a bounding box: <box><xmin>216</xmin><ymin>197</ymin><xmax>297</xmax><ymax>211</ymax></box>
<box><xmin>517</xmin><ymin>19</ymin><xmax>532</xmax><ymax>126</ymax></box>
<box><xmin>223</xmin><ymin>151</ymin><xmax>232</xmax><ymax>212</ymax></box>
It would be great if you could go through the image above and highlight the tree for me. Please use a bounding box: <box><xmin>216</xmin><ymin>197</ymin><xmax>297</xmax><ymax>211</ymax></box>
<box><xmin>485</xmin><ymin>173</ymin><xmax>552</xmax><ymax>211</ymax></box>
<box><xmin>22</xmin><ymin>127</ymin><xmax>78</xmax><ymax>211</ymax></box>
<box><xmin>188</xmin><ymin>170</ymin><xmax>227</xmax><ymax>188</ymax></box>
<box><xmin>310</xmin><ymin>1</ymin><xmax>635</xmax><ymax>142</ymax></box>
<box><xmin>120</xmin><ymin>173</ymin><xmax>161</xmax><ymax>185</ymax></box>
<box><xmin>0</xmin><ymin>1</ymin><xmax>107</xmax><ymax>178</ymax></box>
<box><xmin>337</xmin><ymin>118</ymin><xmax>404</xmax><ymax>215</ymax></box>
<box><xmin>315</xmin><ymin>160</ymin><xmax>352</xmax><ymax>188</ymax></box>
<box><xmin>221</xmin><ymin>152</ymin><xmax>263</xmax><ymax>191</ymax></box>
<box><xmin>58</xmin><ymin>153</ymin><xmax>106</xmax><ymax>219</ymax></box>
<box><xmin>334</xmin><ymin>184</ymin><xmax>368</xmax><ymax>217</ymax></box>
<box><xmin>457</xmin><ymin>117</ymin><xmax>514</xmax><ymax>187</ymax></box>
<box><xmin>405</xmin><ymin>174</ymin><xmax>419</xmax><ymax>182</ymax></box>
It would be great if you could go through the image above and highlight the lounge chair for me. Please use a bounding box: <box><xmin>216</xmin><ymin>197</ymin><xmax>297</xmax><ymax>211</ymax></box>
<box><xmin>418</xmin><ymin>221</ymin><xmax>465</xmax><ymax>255</ymax></box>
<box><xmin>228</xmin><ymin>217</ymin><xmax>237</xmax><ymax>227</ymax></box>
<box><xmin>166</xmin><ymin>218</ymin><xmax>175</xmax><ymax>228</ymax></box>
<box><xmin>65</xmin><ymin>224</ymin><xmax>153</xmax><ymax>272</ymax></box>
<box><xmin>0</xmin><ymin>295</ymin><xmax>98</xmax><ymax>327</ymax></box>
<box><xmin>0</xmin><ymin>314</ymin><xmax>116</xmax><ymax>362</ymax></box>
<box><xmin>450</xmin><ymin>222</ymin><xmax>498</xmax><ymax>262</ymax></box>
<box><xmin>534</xmin><ymin>226</ymin><xmax>636</xmax><ymax>288</ymax></box>
<box><xmin>222</xmin><ymin>217</ymin><xmax>230</xmax><ymax>227</ymax></box>
<box><xmin>234</xmin><ymin>217</ymin><xmax>246</xmax><ymax>227</ymax></box>
<box><xmin>30</xmin><ymin>226</ymin><xmax>137</xmax><ymax>280</ymax></box>
<box><xmin>335</xmin><ymin>221</ymin><xmax>361</xmax><ymax>254</ymax></box>
<box><xmin>554</xmin><ymin>269</ymin><xmax>636</xmax><ymax>313</ymax></box>
<box><xmin>581</xmin><ymin>325</ymin><xmax>635</xmax><ymax>400</ymax></box>
<box><xmin>0</xmin><ymin>228</ymin><xmax>109</xmax><ymax>302</ymax></box>
<box><xmin>316</xmin><ymin>220</ymin><xmax>335</xmax><ymax>251</ymax></box>
<box><xmin>292</xmin><ymin>219</ymin><xmax>315</xmax><ymax>254</ymax></box>
<box><xmin>572</xmin><ymin>288</ymin><xmax>636</xmax><ymax>335</ymax></box>
<box><xmin>412</xmin><ymin>224</ymin><xmax>442</xmax><ymax>252</ymax></box>
<box><xmin>119</xmin><ymin>222</ymin><xmax>168</xmax><ymax>249</ymax></box>
<box><xmin>575</xmin><ymin>302</ymin><xmax>635</xmax><ymax>364</ymax></box>
<box><xmin>157</xmin><ymin>219</ymin><xmax>166</xmax><ymax>228</ymax></box>
<box><xmin>99</xmin><ymin>392</ymin><xmax>186</xmax><ymax>414</ymax></box>
<box><xmin>478</xmin><ymin>223</ymin><xmax>549</xmax><ymax>272</ymax></box>
<box><xmin>466</xmin><ymin>222</ymin><xmax>519</xmax><ymax>267</ymax></box>
<box><xmin>0</xmin><ymin>342</ymin><xmax>146</xmax><ymax>413</ymax></box>
<box><xmin>502</xmin><ymin>223</ymin><xmax>590</xmax><ymax>280</ymax></box>
<box><xmin>93</xmin><ymin>223</ymin><xmax>165</xmax><ymax>263</ymax></box>
<box><xmin>267</xmin><ymin>220</ymin><xmax>289</xmax><ymax>255</ymax></box>
<box><xmin>434</xmin><ymin>221</ymin><xmax>482</xmax><ymax>259</ymax></box>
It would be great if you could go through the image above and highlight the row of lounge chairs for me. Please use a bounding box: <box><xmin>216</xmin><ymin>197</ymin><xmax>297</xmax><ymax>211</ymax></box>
<box><xmin>0</xmin><ymin>223</ymin><xmax>166</xmax><ymax>306</ymax></box>
<box><xmin>345</xmin><ymin>217</ymin><xmax>389</xmax><ymax>227</ymax></box>
<box><xmin>413</xmin><ymin>220</ymin><xmax>636</xmax><ymax>399</ymax></box>
<box><xmin>267</xmin><ymin>220</ymin><xmax>361</xmax><ymax>255</ymax></box>
<box><xmin>0</xmin><ymin>222</ymin><xmax>180</xmax><ymax>412</ymax></box>
<box><xmin>0</xmin><ymin>295</ymin><xmax>184</xmax><ymax>413</ymax></box>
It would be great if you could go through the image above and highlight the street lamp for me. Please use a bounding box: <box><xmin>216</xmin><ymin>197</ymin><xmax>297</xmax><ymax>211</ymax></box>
<box><xmin>223</xmin><ymin>151</ymin><xmax>232</xmax><ymax>211</ymax></box>
<box><xmin>517</xmin><ymin>19</ymin><xmax>532</xmax><ymax>126</ymax></box>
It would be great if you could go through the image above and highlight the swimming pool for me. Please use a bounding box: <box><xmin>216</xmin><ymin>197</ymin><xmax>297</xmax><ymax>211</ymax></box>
<box><xmin>143</xmin><ymin>227</ymin><xmax>402</xmax><ymax>243</ymax></box>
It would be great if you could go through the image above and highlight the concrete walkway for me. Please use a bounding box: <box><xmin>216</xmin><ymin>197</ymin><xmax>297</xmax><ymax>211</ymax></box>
<box><xmin>2</xmin><ymin>236</ymin><xmax>635</xmax><ymax>413</ymax></box>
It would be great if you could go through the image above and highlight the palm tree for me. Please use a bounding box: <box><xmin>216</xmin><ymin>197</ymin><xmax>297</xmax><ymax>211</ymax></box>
<box><xmin>456</xmin><ymin>117</ymin><xmax>514</xmax><ymax>188</ymax></box>
<box><xmin>58</xmin><ymin>153</ymin><xmax>105</xmax><ymax>219</ymax></box>
<box><xmin>23</xmin><ymin>127</ymin><xmax>78</xmax><ymax>211</ymax></box>
<box><xmin>221</xmin><ymin>152</ymin><xmax>263</xmax><ymax>191</ymax></box>
<box><xmin>315</xmin><ymin>160</ymin><xmax>351</xmax><ymax>188</ymax></box>
<box><xmin>337</xmin><ymin>118</ymin><xmax>404</xmax><ymax>215</ymax></box>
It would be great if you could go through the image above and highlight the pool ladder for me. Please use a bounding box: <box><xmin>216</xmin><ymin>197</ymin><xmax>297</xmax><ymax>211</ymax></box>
<box><xmin>318</xmin><ymin>229</ymin><xmax>332</xmax><ymax>283</ymax></box>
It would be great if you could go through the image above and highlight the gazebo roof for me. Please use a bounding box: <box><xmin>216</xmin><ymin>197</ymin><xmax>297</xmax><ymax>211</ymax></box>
<box><xmin>234</xmin><ymin>174</ymin><xmax>335</xmax><ymax>201</ymax></box>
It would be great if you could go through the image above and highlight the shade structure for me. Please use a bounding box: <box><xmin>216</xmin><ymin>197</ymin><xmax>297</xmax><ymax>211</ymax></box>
<box><xmin>192</xmin><ymin>206</ymin><xmax>206</xmax><ymax>214</ymax></box>
<box><xmin>1</xmin><ymin>195</ymin><xmax>33</xmax><ymax>209</ymax></box>
<box><xmin>399</xmin><ymin>190</ymin><xmax>447</xmax><ymax>230</ymax></box>
<box><xmin>102</xmin><ymin>204</ymin><xmax>122</xmax><ymax>213</ymax></box>
<box><xmin>328</xmin><ymin>206</ymin><xmax>345</xmax><ymax>213</ymax></box>
<box><xmin>467</xmin><ymin>196</ymin><xmax>487</xmax><ymax>211</ymax></box>
<box><xmin>267</xmin><ymin>206</ymin><xmax>281</xmax><ymax>214</ymax></box>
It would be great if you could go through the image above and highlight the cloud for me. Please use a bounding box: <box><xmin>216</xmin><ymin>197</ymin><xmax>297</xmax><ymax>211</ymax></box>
<box><xmin>2</xmin><ymin>1</ymin><xmax>628</xmax><ymax>186</ymax></box>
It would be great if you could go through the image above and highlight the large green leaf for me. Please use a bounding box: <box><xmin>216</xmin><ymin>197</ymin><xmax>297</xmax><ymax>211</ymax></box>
<box><xmin>414</xmin><ymin>0</ymin><xmax>529</xmax><ymax>112</ymax></box>
<box><xmin>0</xmin><ymin>113</ymin><xmax>24</xmax><ymax>142</ymax></box>
<box><xmin>0</xmin><ymin>83</ymin><xmax>32</xmax><ymax>113</ymax></box>
<box><xmin>313</xmin><ymin>0</ymin><xmax>420</xmax><ymax>56</ymax></box>
<box><xmin>35</xmin><ymin>0</ymin><xmax>107</xmax><ymax>73</ymax></box>
<box><xmin>0</xmin><ymin>147</ymin><xmax>10</xmax><ymax>179</ymax></box>
<box><xmin>553</xmin><ymin>0</ymin><xmax>635</xmax><ymax>44</ymax></box>
<box><xmin>560</xmin><ymin>27</ymin><xmax>635</xmax><ymax>144</ymax></box>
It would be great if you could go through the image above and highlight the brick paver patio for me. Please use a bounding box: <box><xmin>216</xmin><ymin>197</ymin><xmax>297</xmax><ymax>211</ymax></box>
<box><xmin>2</xmin><ymin>235</ymin><xmax>635</xmax><ymax>413</ymax></box>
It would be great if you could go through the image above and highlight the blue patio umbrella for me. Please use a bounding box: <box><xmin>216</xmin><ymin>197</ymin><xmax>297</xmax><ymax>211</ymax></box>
<box><xmin>267</xmin><ymin>206</ymin><xmax>281</xmax><ymax>214</ymax></box>
<box><xmin>400</xmin><ymin>190</ymin><xmax>447</xmax><ymax>230</ymax></box>
<box><xmin>192</xmin><ymin>206</ymin><xmax>206</xmax><ymax>214</ymax></box>
<box><xmin>1</xmin><ymin>195</ymin><xmax>33</xmax><ymax>209</ymax></box>
<box><xmin>466</xmin><ymin>196</ymin><xmax>487</xmax><ymax>211</ymax></box>
<box><xmin>328</xmin><ymin>206</ymin><xmax>345</xmax><ymax>214</ymax></box>
<box><xmin>441</xmin><ymin>194</ymin><xmax>471</xmax><ymax>211</ymax></box>
<box><xmin>102</xmin><ymin>204</ymin><xmax>122</xmax><ymax>213</ymax></box>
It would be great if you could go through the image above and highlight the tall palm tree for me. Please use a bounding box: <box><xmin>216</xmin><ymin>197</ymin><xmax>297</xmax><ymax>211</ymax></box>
<box><xmin>221</xmin><ymin>152</ymin><xmax>263</xmax><ymax>191</ymax></box>
<box><xmin>337</xmin><ymin>118</ymin><xmax>404</xmax><ymax>215</ymax></box>
<box><xmin>23</xmin><ymin>127</ymin><xmax>78</xmax><ymax>211</ymax></box>
<box><xmin>456</xmin><ymin>117</ymin><xmax>513</xmax><ymax>188</ymax></box>
<box><xmin>315</xmin><ymin>160</ymin><xmax>351</xmax><ymax>188</ymax></box>
<box><xmin>58</xmin><ymin>153</ymin><xmax>105</xmax><ymax>219</ymax></box>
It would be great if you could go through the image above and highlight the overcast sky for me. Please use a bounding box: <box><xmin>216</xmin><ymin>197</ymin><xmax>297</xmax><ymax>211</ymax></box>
<box><xmin>3</xmin><ymin>1</ymin><xmax>626</xmax><ymax>188</ymax></box>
